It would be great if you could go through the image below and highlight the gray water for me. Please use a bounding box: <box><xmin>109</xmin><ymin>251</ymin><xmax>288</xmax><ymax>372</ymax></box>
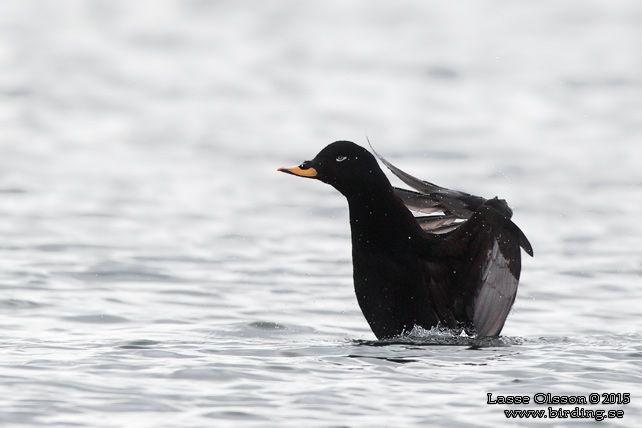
<box><xmin>2</xmin><ymin>1</ymin><xmax>642</xmax><ymax>426</ymax></box>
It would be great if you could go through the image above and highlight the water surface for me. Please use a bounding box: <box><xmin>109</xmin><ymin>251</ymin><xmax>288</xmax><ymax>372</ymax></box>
<box><xmin>1</xmin><ymin>1</ymin><xmax>642</xmax><ymax>426</ymax></box>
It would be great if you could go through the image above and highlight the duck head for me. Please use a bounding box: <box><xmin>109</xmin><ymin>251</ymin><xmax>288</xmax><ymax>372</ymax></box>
<box><xmin>278</xmin><ymin>141</ymin><xmax>390</xmax><ymax>197</ymax></box>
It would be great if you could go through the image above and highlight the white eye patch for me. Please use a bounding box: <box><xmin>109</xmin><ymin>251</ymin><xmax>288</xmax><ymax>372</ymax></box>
<box><xmin>336</xmin><ymin>155</ymin><xmax>347</xmax><ymax>162</ymax></box>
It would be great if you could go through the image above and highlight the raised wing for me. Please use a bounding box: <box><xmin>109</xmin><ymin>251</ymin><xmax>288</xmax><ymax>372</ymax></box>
<box><xmin>367</xmin><ymin>142</ymin><xmax>532</xmax><ymax>336</ymax></box>
<box><xmin>376</xmin><ymin>153</ymin><xmax>490</xmax><ymax>218</ymax></box>
<box><xmin>368</xmin><ymin>143</ymin><xmax>516</xmax><ymax>234</ymax></box>
<box><xmin>368</xmin><ymin>143</ymin><xmax>492</xmax><ymax>217</ymax></box>
<box><xmin>423</xmin><ymin>204</ymin><xmax>532</xmax><ymax>336</ymax></box>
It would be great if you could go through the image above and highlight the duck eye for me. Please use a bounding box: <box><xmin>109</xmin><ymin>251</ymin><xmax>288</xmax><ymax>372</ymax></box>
<box><xmin>336</xmin><ymin>155</ymin><xmax>347</xmax><ymax>162</ymax></box>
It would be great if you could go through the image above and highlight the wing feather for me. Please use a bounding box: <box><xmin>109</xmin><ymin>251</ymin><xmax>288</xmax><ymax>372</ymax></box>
<box><xmin>366</xmin><ymin>143</ymin><xmax>533</xmax><ymax>336</ymax></box>
<box><xmin>369</xmin><ymin>143</ymin><xmax>530</xmax><ymax>252</ymax></box>
<box><xmin>473</xmin><ymin>239</ymin><xmax>519</xmax><ymax>336</ymax></box>
<box><xmin>421</xmin><ymin>204</ymin><xmax>531</xmax><ymax>337</ymax></box>
<box><xmin>368</xmin><ymin>143</ymin><xmax>489</xmax><ymax>219</ymax></box>
<box><xmin>456</xmin><ymin>205</ymin><xmax>526</xmax><ymax>336</ymax></box>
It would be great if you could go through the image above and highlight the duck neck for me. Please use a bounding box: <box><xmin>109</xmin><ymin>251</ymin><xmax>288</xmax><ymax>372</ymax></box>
<box><xmin>345</xmin><ymin>186</ymin><xmax>423</xmax><ymax>252</ymax></box>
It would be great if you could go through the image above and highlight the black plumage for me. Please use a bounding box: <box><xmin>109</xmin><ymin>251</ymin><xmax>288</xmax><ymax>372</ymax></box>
<box><xmin>279</xmin><ymin>141</ymin><xmax>532</xmax><ymax>339</ymax></box>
